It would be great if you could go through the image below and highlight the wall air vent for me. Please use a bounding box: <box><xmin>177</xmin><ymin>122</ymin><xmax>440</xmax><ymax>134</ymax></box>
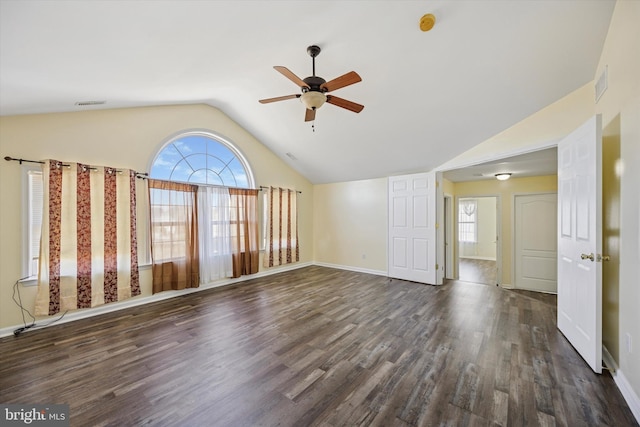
<box><xmin>75</xmin><ymin>100</ymin><xmax>106</xmax><ymax>106</ymax></box>
<box><xmin>595</xmin><ymin>66</ymin><xmax>608</xmax><ymax>103</ymax></box>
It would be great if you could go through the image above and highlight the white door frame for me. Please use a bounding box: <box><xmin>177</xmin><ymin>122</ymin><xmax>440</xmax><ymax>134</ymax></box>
<box><xmin>444</xmin><ymin>194</ymin><xmax>454</xmax><ymax>279</ymax></box>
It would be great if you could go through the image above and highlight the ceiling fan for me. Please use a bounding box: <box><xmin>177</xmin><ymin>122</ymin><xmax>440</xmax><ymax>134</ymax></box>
<box><xmin>259</xmin><ymin>45</ymin><xmax>364</xmax><ymax>122</ymax></box>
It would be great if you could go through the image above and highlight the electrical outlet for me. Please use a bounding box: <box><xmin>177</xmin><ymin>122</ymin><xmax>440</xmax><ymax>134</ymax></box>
<box><xmin>626</xmin><ymin>333</ymin><xmax>632</xmax><ymax>353</ymax></box>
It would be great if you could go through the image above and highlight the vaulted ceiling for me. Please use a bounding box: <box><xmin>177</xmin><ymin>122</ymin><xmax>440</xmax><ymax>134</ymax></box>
<box><xmin>0</xmin><ymin>1</ymin><xmax>615</xmax><ymax>184</ymax></box>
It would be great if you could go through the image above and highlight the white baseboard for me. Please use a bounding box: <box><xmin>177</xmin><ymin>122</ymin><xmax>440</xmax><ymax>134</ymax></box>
<box><xmin>459</xmin><ymin>256</ymin><xmax>497</xmax><ymax>261</ymax></box>
<box><xmin>0</xmin><ymin>261</ymin><xmax>312</xmax><ymax>339</ymax></box>
<box><xmin>613</xmin><ymin>369</ymin><xmax>640</xmax><ymax>424</ymax></box>
<box><xmin>603</xmin><ymin>345</ymin><xmax>640</xmax><ymax>424</ymax></box>
<box><xmin>312</xmin><ymin>261</ymin><xmax>387</xmax><ymax>277</ymax></box>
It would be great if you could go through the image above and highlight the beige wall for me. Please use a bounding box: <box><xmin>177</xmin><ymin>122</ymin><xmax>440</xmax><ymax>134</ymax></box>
<box><xmin>595</xmin><ymin>0</ymin><xmax>640</xmax><ymax>405</ymax></box>
<box><xmin>452</xmin><ymin>176</ymin><xmax>557</xmax><ymax>286</ymax></box>
<box><xmin>313</xmin><ymin>178</ymin><xmax>387</xmax><ymax>273</ymax></box>
<box><xmin>602</xmin><ymin>116</ymin><xmax>621</xmax><ymax>363</ymax></box>
<box><xmin>0</xmin><ymin>104</ymin><xmax>313</xmax><ymax>330</ymax></box>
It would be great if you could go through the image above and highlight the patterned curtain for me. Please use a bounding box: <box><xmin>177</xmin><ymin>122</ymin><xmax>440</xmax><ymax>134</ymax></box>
<box><xmin>148</xmin><ymin>179</ymin><xmax>199</xmax><ymax>293</ymax></box>
<box><xmin>35</xmin><ymin>160</ymin><xmax>140</xmax><ymax>316</ymax></box>
<box><xmin>264</xmin><ymin>187</ymin><xmax>299</xmax><ymax>268</ymax></box>
<box><xmin>229</xmin><ymin>188</ymin><xmax>259</xmax><ymax>278</ymax></box>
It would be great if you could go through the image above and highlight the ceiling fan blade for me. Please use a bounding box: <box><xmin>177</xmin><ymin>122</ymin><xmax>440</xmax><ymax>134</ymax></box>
<box><xmin>326</xmin><ymin>95</ymin><xmax>364</xmax><ymax>113</ymax></box>
<box><xmin>259</xmin><ymin>94</ymin><xmax>300</xmax><ymax>104</ymax></box>
<box><xmin>320</xmin><ymin>71</ymin><xmax>362</xmax><ymax>92</ymax></box>
<box><xmin>274</xmin><ymin>66</ymin><xmax>310</xmax><ymax>88</ymax></box>
<box><xmin>305</xmin><ymin>108</ymin><xmax>316</xmax><ymax>122</ymax></box>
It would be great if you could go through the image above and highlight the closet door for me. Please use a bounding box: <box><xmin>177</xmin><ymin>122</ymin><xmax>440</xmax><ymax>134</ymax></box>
<box><xmin>388</xmin><ymin>172</ymin><xmax>440</xmax><ymax>284</ymax></box>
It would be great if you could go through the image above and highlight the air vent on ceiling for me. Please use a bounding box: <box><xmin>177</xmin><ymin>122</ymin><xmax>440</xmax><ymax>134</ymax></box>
<box><xmin>595</xmin><ymin>66</ymin><xmax>608</xmax><ymax>103</ymax></box>
<box><xmin>75</xmin><ymin>100</ymin><xmax>106</xmax><ymax>106</ymax></box>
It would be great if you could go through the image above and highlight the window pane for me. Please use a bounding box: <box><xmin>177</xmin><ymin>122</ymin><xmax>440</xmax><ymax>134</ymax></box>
<box><xmin>458</xmin><ymin>199</ymin><xmax>477</xmax><ymax>243</ymax></box>
<box><xmin>151</xmin><ymin>133</ymin><xmax>251</xmax><ymax>188</ymax></box>
<box><xmin>28</xmin><ymin>170</ymin><xmax>43</xmax><ymax>277</ymax></box>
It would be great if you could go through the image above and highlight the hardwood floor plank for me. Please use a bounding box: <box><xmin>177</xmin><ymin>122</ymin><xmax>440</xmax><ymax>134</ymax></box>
<box><xmin>0</xmin><ymin>266</ymin><xmax>637</xmax><ymax>426</ymax></box>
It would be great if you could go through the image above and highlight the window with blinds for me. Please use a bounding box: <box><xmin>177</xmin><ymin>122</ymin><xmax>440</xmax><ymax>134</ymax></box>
<box><xmin>24</xmin><ymin>167</ymin><xmax>43</xmax><ymax>278</ymax></box>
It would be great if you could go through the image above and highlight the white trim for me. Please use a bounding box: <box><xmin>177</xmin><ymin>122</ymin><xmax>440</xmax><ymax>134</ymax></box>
<box><xmin>0</xmin><ymin>262</ymin><xmax>312</xmax><ymax>338</ymax></box>
<box><xmin>603</xmin><ymin>345</ymin><xmax>640</xmax><ymax>424</ymax></box>
<box><xmin>313</xmin><ymin>261</ymin><xmax>387</xmax><ymax>277</ymax></box>
<box><xmin>614</xmin><ymin>370</ymin><xmax>640</xmax><ymax>424</ymax></box>
<box><xmin>444</xmin><ymin>194</ymin><xmax>454</xmax><ymax>279</ymax></box>
<box><xmin>459</xmin><ymin>256</ymin><xmax>497</xmax><ymax>261</ymax></box>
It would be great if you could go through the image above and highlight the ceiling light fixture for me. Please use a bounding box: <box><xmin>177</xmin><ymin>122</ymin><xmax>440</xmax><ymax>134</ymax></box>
<box><xmin>300</xmin><ymin>91</ymin><xmax>327</xmax><ymax>110</ymax></box>
<box><xmin>495</xmin><ymin>173</ymin><xmax>512</xmax><ymax>181</ymax></box>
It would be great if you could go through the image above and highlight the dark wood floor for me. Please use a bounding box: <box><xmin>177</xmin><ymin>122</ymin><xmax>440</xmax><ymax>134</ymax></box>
<box><xmin>459</xmin><ymin>258</ymin><xmax>497</xmax><ymax>286</ymax></box>
<box><xmin>1</xmin><ymin>266</ymin><xmax>637</xmax><ymax>426</ymax></box>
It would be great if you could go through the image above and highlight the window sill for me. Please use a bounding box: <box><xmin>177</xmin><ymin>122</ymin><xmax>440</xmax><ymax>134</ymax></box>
<box><xmin>19</xmin><ymin>277</ymin><xmax>37</xmax><ymax>287</ymax></box>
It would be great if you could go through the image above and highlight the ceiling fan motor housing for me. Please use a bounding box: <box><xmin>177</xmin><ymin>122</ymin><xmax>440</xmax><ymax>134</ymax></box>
<box><xmin>302</xmin><ymin>76</ymin><xmax>327</xmax><ymax>93</ymax></box>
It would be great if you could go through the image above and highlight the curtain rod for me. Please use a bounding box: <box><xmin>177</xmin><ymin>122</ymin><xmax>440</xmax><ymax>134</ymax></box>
<box><xmin>4</xmin><ymin>156</ymin><xmax>149</xmax><ymax>179</ymax></box>
<box><xmin>5</xmin><ymin>158</ymin><xmax>299</xmax><ymax>192</ymax></box>
<box><xmin>260</xmin><ymin>186</ymin><xmax>302</xmax><ymax>194</ymax></box>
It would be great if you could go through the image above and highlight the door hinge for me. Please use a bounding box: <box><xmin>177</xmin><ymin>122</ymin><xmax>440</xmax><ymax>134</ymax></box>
<box><xmin>435</xmin><ymin>222</ymin><xmax>439</xmax><ymax>229</ymax></box>
<box><xmin>436</xmin><ymin>180</ymin><xmax>439</xmax><ymax>188</ymax></box>
<box><xmin>436</xmin><ymin>263</ymin><xmax>439</xmax><ymax>270</ymax></box>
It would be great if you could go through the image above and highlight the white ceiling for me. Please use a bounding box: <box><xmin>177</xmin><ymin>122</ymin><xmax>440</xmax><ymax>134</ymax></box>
<box><xmin>0</xmin><ymin>1</ymin><xmax>614</xmax><ymax>184</ymax></box>
<box><xmin>442</xmin><ymin>147</ymin><xmax>557</xmax><ymax>183</ymax></box>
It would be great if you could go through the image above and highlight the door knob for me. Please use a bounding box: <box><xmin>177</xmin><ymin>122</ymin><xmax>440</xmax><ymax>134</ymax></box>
<box><xmin>597</xmin><ymin>254</ymin><xmax>611</xmax><ymax>262</ymax></box>
<box><xmin>581</xmin><ymin>253</ymin><xmax>595</xmax><ymax>261</ymax></box>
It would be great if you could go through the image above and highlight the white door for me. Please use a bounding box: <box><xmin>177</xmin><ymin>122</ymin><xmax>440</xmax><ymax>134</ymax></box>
<box><xmin>514</xmin><ymin>193</ymin><xmax>557</xmax><ymax>293</ymax></box>
<box><xmin>557</xmin><ymin>115</ymin><xmax>603</xmax><ymax>374</ymax></box>
<box><xmin>388</xmin><ymin>172</ymin><xmax>440</xmax><ymax>284</ymax></box>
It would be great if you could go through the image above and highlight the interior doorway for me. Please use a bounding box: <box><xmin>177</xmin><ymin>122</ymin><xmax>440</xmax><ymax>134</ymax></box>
<box><xmin>457</xmin><ymin>196</ymin><xmax>499</xmax><ymax>285</ymax></box>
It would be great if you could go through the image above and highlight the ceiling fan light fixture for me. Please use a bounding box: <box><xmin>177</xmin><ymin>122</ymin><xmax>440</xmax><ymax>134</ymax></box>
<box><xmin>495</xmin><ymin>173</ymin><xmax>512</xmax><ymax>181</ymax></box>
<box><xmin>300</xmin><ymin>91</ymin><xmax>326</xmax><ymax>110</ymax></box>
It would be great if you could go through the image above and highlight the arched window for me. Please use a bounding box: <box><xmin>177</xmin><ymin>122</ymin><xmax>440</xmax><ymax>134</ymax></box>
<box><xmin>150</xmin><ymin>130</ymin><xmax>254</xmax><ymax>188</ymax></box>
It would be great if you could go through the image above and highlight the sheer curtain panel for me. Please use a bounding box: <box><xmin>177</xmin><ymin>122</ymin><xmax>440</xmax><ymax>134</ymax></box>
<box><xmin>148</xmin><ymin>179</ymin><xmax>200</xmax><ymax>293</ymax></box>
<box><xmin>35</xmin><ymin>160</ymin><xmax>140</xmax><ymax>316</ymax></box>
<box><xmin>264</xmin><ymin>187</ymin><xmax>299</xmax><ymax>268</ymax></box>
<box><xmin>197</xmin><ymin>186</ymin><xmax>233</xmax><ymax>283</ymax></box>
<box><xmin>229</xmin><ymin>188</ymin><xmax>259</xmax><ymax>278</ymax></box>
